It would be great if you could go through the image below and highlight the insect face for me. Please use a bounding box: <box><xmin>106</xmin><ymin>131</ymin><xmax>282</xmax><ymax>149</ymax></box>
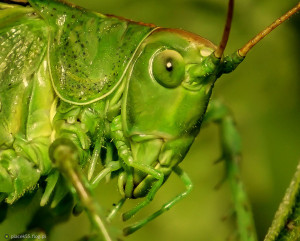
<box><xmin>120</xmin><ymin>29</ymin><xmax>222</xmax><ymax>198</ymax></box>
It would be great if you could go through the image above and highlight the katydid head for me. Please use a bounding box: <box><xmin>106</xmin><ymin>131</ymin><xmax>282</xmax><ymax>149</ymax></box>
<box><xmin>119</xmin><ymin>0</ymin><xmax>299</xmax><ymax>198</ymax></box>
<box><xmin>120</xmin><ymin>29</ymin><xmax>224</xmax><ymax>197</ymax></box>
<box><xmin>120</xmin><ymin>4</ymin><xmax>235</xmax><ymax>197</ymax></box>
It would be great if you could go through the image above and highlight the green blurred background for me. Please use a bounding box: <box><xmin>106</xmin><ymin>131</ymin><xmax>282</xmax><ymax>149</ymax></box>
<box><xmin>1</xmin><ymin>0</ymin><xmax>299</xmax><ymax>240</ymax></box>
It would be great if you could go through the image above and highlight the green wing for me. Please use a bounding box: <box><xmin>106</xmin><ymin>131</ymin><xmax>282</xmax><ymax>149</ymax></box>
<box><xmin>0</xmin><ymin>3</ymin><xmax>48</xmax><ymax>147</ymax></box>
<box><xmin>29</xmin><ymin>0</ymin><xmax>157</xmax><ymax>105</ymax></box>
<box><xmin>0</xmin><ymin>3</ymin><xmax>47</xmax><ymax>88</ymax></box>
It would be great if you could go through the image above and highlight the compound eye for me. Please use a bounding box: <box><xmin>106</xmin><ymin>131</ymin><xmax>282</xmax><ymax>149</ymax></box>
<box><xmin>152</xmin><ymin>49</ymin><xmax>185</xmax><ymax>88</ymax></box>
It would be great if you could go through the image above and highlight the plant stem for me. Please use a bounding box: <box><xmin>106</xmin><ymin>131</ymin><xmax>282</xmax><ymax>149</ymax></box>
<box><xmin>264</xmin><ymin>161</ymin><xmax>300</xmax><ymax>241</ymax></box>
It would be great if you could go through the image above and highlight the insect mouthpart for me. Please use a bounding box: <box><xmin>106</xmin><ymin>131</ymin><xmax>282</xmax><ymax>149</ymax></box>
<box><xmin>118</xmin><ymin>136</ymin><xmax>165</xmax><ymax>199</ymax></box>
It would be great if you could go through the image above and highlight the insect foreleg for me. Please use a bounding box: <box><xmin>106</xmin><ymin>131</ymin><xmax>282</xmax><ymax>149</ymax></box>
<box><xmin>110</xmin><ymin>115</ymin><xmax>164</xmax><ymax>220</ymax></box>
<box><xmin>121</xmin><ymin>162</ymin><xmax>164</xmax><ymax>220</ymax></box>
<box><xmin>203</xmin><ymin>100</ymin><xmax>257</xmax><ymax>241</ymax></box>
<box><xmin>88</xmin><ymin>123</ymin><xmax>119</xmax><ymax>182</ymax></box>
<box><xmin>91</xmin><ymin>161</ymin><xmax>121</xmax><ymax>189</ymax></box>
<box><xmin>88</xmin><ymin>138</ymin><xmax>103</xmax><ymax>181</ymax></box>
<box><xmin>123</xmin><ymin>166</ymin><xmax>193</xmax><ymax>236</ymax></box>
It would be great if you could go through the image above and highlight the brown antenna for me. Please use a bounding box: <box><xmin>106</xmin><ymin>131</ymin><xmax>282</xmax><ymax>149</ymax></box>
<box><xmin>214</xmin><ymin>0</ymin><xmax>234</xmax><ymax>58</ymax></box>
<box><xmin>239</xmin><ymin>2</ymin><xmax>300</xmax><ymax>57</ymax></box>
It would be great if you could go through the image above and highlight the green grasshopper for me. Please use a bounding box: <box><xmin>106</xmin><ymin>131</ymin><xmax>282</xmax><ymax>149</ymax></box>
<box><xmin>0</xmin><ymin>0</ymin><xmax>299</xmax><ymax>240</ymax></box>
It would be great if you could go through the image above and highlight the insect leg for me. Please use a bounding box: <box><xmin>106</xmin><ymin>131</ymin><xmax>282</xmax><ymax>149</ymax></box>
<box><xmin>122</xmin><ymin>162</ymin><xmax>164</xmax><ymax>221</ymax></box>
<box><xmin>203</xmin><ymin>100</ymin><xmax>257</xmax><ymax>241</ymax></box>
<box><xmin>123</xmin><ymin>166</ymin><xmax>192</xmax><ymax>235</ymax></box>
<box><xmin>89</xmin><ymin>142</ymin><xmax>125</xmax><ymax>222</ymax></box>
<box><xmin>91</xmin><ymin>161</ymin><xmax>121</xmax><ymax>189</ymax></box>
<box><xmin>88</xmin><ymin>137</ymin><xmax>103</xmax><ymax>181</ymax></box>
<box><xmin>40</xmin><ymin>170</ymin><xmax>60</xmax><ymax>206</ymax></box>
<box><xmin>110</xmin><ymin>116</ymin><xmax>164</xmax><ymax>220</ymax></box>
<box><xmin>89</xmin><ymin>131</ymin><xmax>119</xmax><ymax>184</ymax></box>
<box><xmin>107</xmin><ymin>198</ymin><xmax>126</xmax><ymax>222</ymax></box>
<box><xmin>88</xmin><ymin>121</ymin><xmax>108</xmax><ymax>181</ymax></box>
<box><xmin>49</xmin><ymin>138</ymin><xmax>115</xmax><ymax>241</ymax></box>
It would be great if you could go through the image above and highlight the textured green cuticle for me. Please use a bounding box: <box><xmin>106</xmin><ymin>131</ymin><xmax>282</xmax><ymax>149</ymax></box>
<box><xmin>29</xmin><ymin>0</ymin><xmax>156</xmax><ymax>104</ymax></box>
<box><xmin>221</xmin><ymin>51</ymin><xmax>245</xmax><ymax>74</ymax></box>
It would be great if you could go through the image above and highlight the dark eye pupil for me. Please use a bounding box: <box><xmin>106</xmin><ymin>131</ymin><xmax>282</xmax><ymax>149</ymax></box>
<box><xmin>165</xmin><ymin>61</ymin><xmax>173</xmax><ymax>72</ymax></box>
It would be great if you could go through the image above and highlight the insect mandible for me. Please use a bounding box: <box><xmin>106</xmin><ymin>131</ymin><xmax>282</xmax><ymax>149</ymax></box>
<box><xmin>0</xmin><ymin>0</ymin><xmax>299</xmax><ymax>240</ymax></box>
